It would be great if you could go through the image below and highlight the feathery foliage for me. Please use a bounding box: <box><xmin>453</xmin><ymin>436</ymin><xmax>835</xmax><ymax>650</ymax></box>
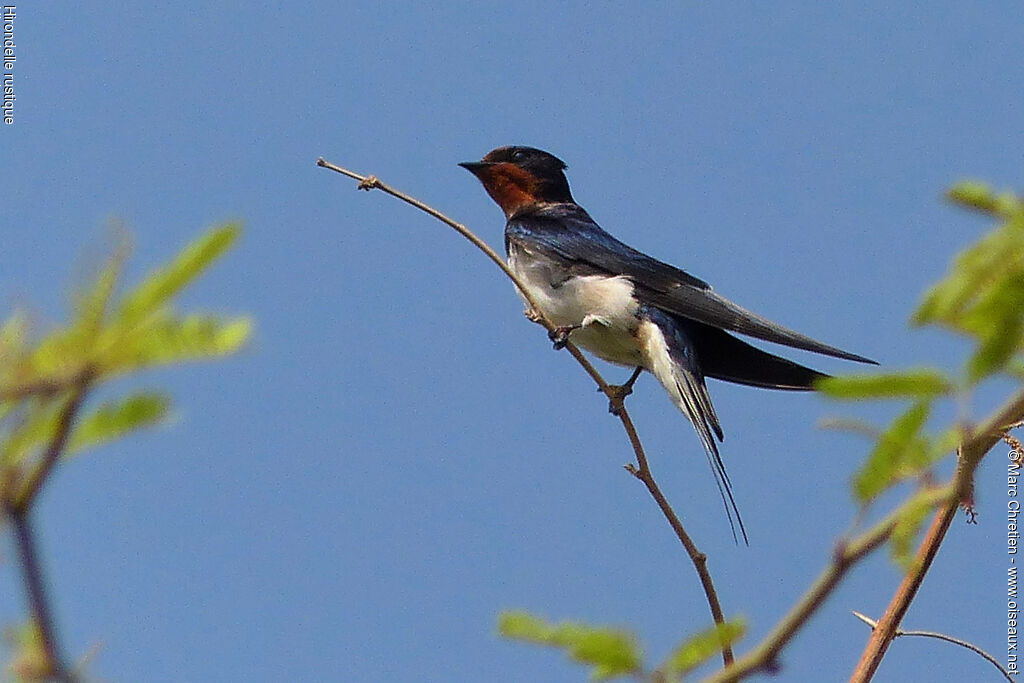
<box><xmin>0</xmin><ymin>223</ymin><xmax>250</xmax><ymax>680</ymax></box>
<box><xmin>818</xmin><ymin>181</ymin><xmax>1024</xmax><ymax>554</ymax></box>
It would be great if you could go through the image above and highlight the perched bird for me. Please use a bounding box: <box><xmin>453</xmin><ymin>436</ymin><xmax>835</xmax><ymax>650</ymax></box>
<box><xmin>460</xmin><ymin>146</ymin><xmax>875</xmax><ymax>542</ymax></box>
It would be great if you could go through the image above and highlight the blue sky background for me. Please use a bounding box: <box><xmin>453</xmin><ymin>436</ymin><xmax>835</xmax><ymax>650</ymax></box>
<box><xmin>4</xmin><ymin>3</ymin><xmax>1023</xmax><ymax>681</ymax></box>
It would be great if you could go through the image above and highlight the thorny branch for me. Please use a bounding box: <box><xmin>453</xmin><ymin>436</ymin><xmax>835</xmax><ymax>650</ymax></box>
<box><xmin>317</xmin><ymin>157</ymin><xmax>736</xmax><ymax>664</ymax></box>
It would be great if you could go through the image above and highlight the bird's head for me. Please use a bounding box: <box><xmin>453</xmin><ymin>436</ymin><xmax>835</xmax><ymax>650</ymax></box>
<box><xmin>460</xmin><ymin>146</ymin><xmax>574</xmax><ymax>218</ymax></box>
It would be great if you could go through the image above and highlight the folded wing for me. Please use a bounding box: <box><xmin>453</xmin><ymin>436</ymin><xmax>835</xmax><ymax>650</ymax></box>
<box><xmin>507</xmin><ymin>205</ymin><xmax>876</xmax><ymax>365</ymax></box>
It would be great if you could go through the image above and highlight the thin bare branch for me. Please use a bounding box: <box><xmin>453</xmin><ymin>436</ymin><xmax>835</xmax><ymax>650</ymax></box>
<box><xmin>0</xmin><ymin>366</ymin><xmax>94</xmax><ymax>404</ymax></box>
<box><xmin>852</xmin><ymin>611</ymin><xmax>1012</xmax><ymax>682</ymax></box>
<box><xmin>7</xmin><ymin>514</ymin><xmax>75</xmax><ymax>683</ymax></box>
<box><xmin>896</xmin><ymin>629</ymin><xmax>1012</xmax><ymax>682</ymax></box>
<box><xmin>700</xmin><ymin>486</ymin><xmax>952</xmax><ymax>683</ymax></box>
<box><xmin>317</xmin><ymin>156</ymin><xmax>735</xmax><ymax>664</ymax></box>
<box><xmin>14</xmin><ymin>374</ymin><xmax>93</xmax><ymax>512</ymax></box>
<box><xmin>2</xmin><ymin>379</ymin><xmax>92</xmax><ymax>683</ymax></box>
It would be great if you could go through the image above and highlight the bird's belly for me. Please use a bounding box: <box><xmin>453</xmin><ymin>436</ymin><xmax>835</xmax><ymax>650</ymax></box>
<box><xmin>509</xmin><ymin>251</ymin><xmax>645</xmax><ymax>367</ymax></box>
<box><xmin>568</xmin><ymin>324</ymin><xmax>646</xmax><ymax>367</ymax></box>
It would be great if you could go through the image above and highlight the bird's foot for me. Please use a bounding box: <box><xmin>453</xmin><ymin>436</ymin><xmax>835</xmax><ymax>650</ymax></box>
<box><xmin>604</xmin><ymin>367</ymin><xmax>643</xmax><ymax>416</ymax></box>
<box><xmin>524</xmin><ymin>308</ymin><xmax>545</xmax><ymax>325</ymax></box>
<box><xmin>605</xmin><ymin>384</ymin><xmax>633</xmax><ymax>416</ymax></box>
<box><xmin>548</xmin><ymin>325</ymin><xmax>580</xmax><ymax>350</ymax></box>
<box><xmin>357</xmin><ymin>175</ymin><xmax>381</xmax><ymax>191</ymax></box>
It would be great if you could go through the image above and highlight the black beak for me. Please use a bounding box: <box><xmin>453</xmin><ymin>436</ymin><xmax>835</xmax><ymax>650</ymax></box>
<box><xmin>459</xmin><ymin>160</ymin><xmax>493</xmax><ymax>175</ymax></box>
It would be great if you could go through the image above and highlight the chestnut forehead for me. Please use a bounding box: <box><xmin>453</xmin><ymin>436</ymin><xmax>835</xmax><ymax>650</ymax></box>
<box><xmin>481</xmin><ymin>146</ymin><xmax>517</xmax><ymax>162</ymax></box>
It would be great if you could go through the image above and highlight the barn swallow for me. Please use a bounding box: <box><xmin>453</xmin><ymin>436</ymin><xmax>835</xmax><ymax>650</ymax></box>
<box><xmin>460</xmin><ymin>146</ymin><xmax>876</xmax><ymax>543</ymax></box>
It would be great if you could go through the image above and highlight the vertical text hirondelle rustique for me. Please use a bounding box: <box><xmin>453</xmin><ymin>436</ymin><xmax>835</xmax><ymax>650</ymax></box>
<box><xmin>2</xmin><ymin>6</ymin><xmax>15</xmax><ymax>125</ymax></box>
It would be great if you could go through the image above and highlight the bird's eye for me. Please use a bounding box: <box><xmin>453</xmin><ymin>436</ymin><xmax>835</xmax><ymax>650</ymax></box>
<box><xmin>512</xmin><ymin>149</ymin><xmax>528</xmax><ymax>161</ymax></box>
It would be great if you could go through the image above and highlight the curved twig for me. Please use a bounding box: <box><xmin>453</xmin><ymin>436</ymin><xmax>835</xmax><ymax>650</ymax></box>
<box><xmin>317</xmin><ymin>157</ymin><xmax>735</xmax><ymax>664</ymax></box>
<box><xmin>896</xmin><ymin>629</ymin><xmax>1012</xmax><ymax>682</ymax></box>
<box><xmin>852</xmin><ymin>611</ymin><xmax>1012</xmax><ymax>682</ymax></box>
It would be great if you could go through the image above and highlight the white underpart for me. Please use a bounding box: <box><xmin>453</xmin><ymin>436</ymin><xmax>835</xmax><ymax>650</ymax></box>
<box><xmin>509</xmin><ymin>246</ymin><xmax>644</xmax><ymax>367</ymax></box>
<box><xmin>509</xmin><ymin>243</ymin><xmax>715</xmax><ymax>443</ymax></box>
<box><xmin>636</xmin><ymin>319</ymin><xmax>717</xmax><ymax>454</ymax></box>
<box><xmin>508</xmin><ymin>245</ymin><xmax>740</xmax><ymax>536</ymax></box>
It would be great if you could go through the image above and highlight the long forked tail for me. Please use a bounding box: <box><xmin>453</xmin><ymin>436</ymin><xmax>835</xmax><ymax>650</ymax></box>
<box><xmin>683</xmin><ymin>320</ymin><xmax>830</xmax><ymax>390</ymax></box>
<box><xmin>638</xmin><ymin>309</ymin><xmax>748</xmax><ymax>544</ymax></box>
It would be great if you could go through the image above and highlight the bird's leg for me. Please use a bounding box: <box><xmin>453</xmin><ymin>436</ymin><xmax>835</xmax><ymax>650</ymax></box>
<box><xmin>523</xmin><ymin>307</ymin><xmax>580</xmax><ymax>349</ymax></box>
<box><xmin>604</xmin><ymin>366</ymin><xmax>643</xmax><ymax>416</ymax></box>
<box><xmin>548</xmin><ymin>324</ymin><xmax>582</xmax><ymax>350</ymax></box>
<box><xmin>549</xmin><ymin>313</ymin><xmax>607</xmax><ymax>350</ymax></box>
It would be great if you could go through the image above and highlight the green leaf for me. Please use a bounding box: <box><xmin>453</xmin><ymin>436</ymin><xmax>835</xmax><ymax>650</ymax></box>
<box><xmin>816</xmin><ymin>370</ymin><xmax>954</xmax><ymax>401</ymax></box>
<box><xmin>947</xmin><ymin>181</ymin><xmax>998</xmax><ymax>213</ymax></box>
<box><xmin>72</xmin><ymin>240</ymin><xmax>128</xmax><ymax>339</ymax></box>
<box><xmin>853</xmin><ymin>401</ymin><xmax>932</xmax><ymax>503</ymax></box>
<box><xmin>661</xmin><ymin>620</ymin><xmax>746</xmax><ymax>677</ymax></box>
<box><xmin>1008</xmin><ymin>361</ymin><xmax>1024</xmax><ymax>381</ymax></box>
<box><xmin>961</xmin><ymin>273</ymin><xmax>1024</xmax><ymax>381</ymax></box>
<box><xmin>67</xmin><ymin>391</ymin><xmax>172</xmax><ymax>456</ymax></box>
<box><xmin>890</xmin><ymin>490</ymin><xmax>937</xmax><ymax>568</ymax></box>
<box><xmin>967</xmin><ymin>323</ymin><xmax>1023</xmax><ymax>382</ymax></box>
<box><xmin>928</xmin><ymin>426</ymin><xmax>963</xmax><ymax>461</ymax></box>
<box><xmin>498</xmin><ymin>611</ymin><xmax>643</xmax><ymax>680</ymax></box>
<box><xmin>116</xmin><ymin>224</ymin><xmax>241</xmax><ymax>325</ymax></box>
<box><xmin>0</xmin><ymin>312</ymin><xmax>31</xmax><ymax>393</ymax></box>
<box><xmin>913</xmin><ymin>218</ymin><xmax>1022</xmax><ymax>327</ymax></box>
<box><xmin>911</xmin><ymin>201</ymin><xmax>1024</xmax><ymax>383</ymax></box>
<box><xmin>1</xmin><ymin>399</ymin><xmax>65</xmax><ymax>467</ymax></box>
<box><xmin>26</xmin><ymin>327</ymin><xmax>92</xmax><ymax>378</ymax></box>
<box><xmin>947</xmin><ymin>180</ymin><xmax>1023</xmax><ymax>217</ymax></box>
<box><xmin>19</xmin><ymin>246</ymin><xmax>133</xmax><ymax>387</ymax></box>
<box><xmin>99</xmin><ymin>314</ymin><xmax>251</xmax><ymax>374</ymax></box>
<box><xmin>0</xmin><ymin>311</ymin><xmax>28</xmax><ymax>361</ymax></box>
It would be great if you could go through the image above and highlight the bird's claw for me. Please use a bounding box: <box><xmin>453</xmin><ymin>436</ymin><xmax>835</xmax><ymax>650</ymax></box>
<box><xmin>357</xmin><ymin>175</ymin><xmax>380</xmax><ymax>191</ymax></box>
<box><xmin>604</xmin><ymin>368</ymin><xmax>642</xmax><ymax>416</ymax></box>
<box><xmin>604</xmin><ymin>383</ymin><xmax>634</xmax><ymax>416</ymax></box>
<box><xmin>548</xmin><ymin>326</ymin><xmax>576</xmax><ymax>350</ymax></box>
<box><xmin>524</xmin><ymin>308</ymin><xmax>545</xmax><ymax>324</ymax></box>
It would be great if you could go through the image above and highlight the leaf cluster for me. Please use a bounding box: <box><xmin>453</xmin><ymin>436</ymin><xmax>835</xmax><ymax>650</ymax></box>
<box><xmin>1</xmin><ymin>224</ymin><xmax>250</xmax><ymax>677</ymax></box>
<box><xmin>817</xmin><ymin>183</ymin><xmax>1024</xmax><ymax>564</ymax></box>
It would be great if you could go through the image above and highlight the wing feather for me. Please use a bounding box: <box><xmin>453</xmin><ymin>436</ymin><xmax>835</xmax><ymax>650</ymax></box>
<box><xmin>507</xmin><ymin>205</ymin><xmax>876</xmax><ymax>365</ymax></box>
